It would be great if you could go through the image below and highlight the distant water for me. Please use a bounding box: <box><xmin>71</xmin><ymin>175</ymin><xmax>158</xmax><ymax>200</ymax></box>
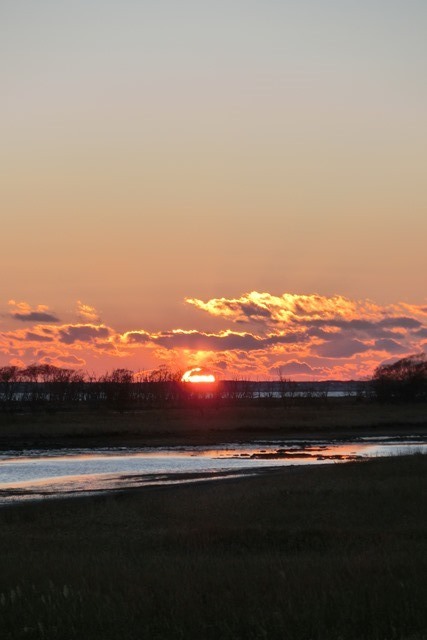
<box><xmin>0</xmin><ymin>437</ymin><xmax>425</xmax><ymax>505</ymax></box>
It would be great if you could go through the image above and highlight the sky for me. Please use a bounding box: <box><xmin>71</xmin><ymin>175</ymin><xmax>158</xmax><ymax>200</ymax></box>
<box><xmin>1</xmin><ymin>0</ymin><xmax>426</xmax><ymax>379</ymax></box>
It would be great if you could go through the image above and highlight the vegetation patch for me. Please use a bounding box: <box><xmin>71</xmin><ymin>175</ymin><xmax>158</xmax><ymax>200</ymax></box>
<box><xmin>0</xmin><ymin>455</ymin><xmax>426</xmax><ymax>639</ymax></box>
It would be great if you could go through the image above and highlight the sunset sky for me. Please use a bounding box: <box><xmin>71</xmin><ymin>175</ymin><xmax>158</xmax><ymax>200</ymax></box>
<box><xmin>1</xmin><ymin>1</ymin><xmax>426</xmax><ymax>379</ymax></box>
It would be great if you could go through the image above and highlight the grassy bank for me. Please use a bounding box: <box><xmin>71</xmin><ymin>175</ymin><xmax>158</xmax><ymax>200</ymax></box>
<box><xmin>0</xmin><ymin>401</ymin><xmax>426</xmax><ymax>449</ymax></box>
<box><xmin>0</xmin><ymin>454</ymin><xmax>426</xmax><ymax>639</ymax></box>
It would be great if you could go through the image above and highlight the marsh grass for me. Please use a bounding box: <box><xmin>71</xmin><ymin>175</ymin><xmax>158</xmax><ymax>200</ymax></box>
<box><xmin>0</xmin><ymin>402</ymin><xmax>426</xmax><ymax>448</ymax></box>
<box><xmin>0</xmin><ymin>454</ymin><xmax>426</xmax><ymax>639</ymax></box>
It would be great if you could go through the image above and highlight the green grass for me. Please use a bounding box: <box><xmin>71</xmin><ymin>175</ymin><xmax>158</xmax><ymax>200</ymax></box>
<box><xmin>0</xmin><ymin>455</ymin><xmax>426</xmax><ymax>639</ymax></box>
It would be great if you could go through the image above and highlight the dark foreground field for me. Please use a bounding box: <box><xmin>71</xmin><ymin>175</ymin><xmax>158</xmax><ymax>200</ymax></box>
<box><xmin>0</xmin><ymin>455</ymin><xmax>426</xmax><ymax>639</ymax></box>
<box><xmin>1</xmin><ymin>402</ymin><xmax>427</xmax><ymax>450</ymax></box>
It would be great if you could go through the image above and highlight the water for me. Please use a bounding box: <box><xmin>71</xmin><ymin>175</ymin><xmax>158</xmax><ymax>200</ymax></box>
<box><xmin>0</xmin><ymin>437</ymin><xmax>425</xmax><ymax>505</ymax></box>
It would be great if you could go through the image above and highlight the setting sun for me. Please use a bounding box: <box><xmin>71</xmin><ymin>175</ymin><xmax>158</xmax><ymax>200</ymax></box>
<box><xmin>181</xmin><ymin>368</ymin><xmax>216</xmax><ymax>384</ymax></box>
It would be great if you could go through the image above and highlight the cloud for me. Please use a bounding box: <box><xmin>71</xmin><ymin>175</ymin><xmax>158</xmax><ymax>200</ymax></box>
<box><xmin>121</xmin><ymin>331</ymin><xmax>152</xmax><ymax>344</ymax></box>
<box><xmin>373</xmin><ymin>339</ymin><xmax>406</xmax><ymax>353</ymax></box>
<box><xmin>120</xmin><ymin>329</ymin><xmax>311</xmax><ymax>352</ymax></box>
<box><xmin>58</xmin><ymin>324</ymin><xmax>111</xmax><ymax>345</ymax></box>
<box><xmin>24</xmin><ymin>332</ymin><xmax>54</xmax><ymax>343</ymax></box>
<box><xmin>377</xmin><ymin>317</ymin><xmax>421</xmax><ymax>329</ymax></box>
<box><xmin>314</xmin><ymin>339</ymin><xmax>372</xmax><ymax>359</ymax></box>
<box><xmin>9</xmin><ymin>358</ymin><xmax>26</xmax><ymax>368</ymax></box>
<box><xmin>314</xmin><ymin>337</ymin><xmax>408</xmax><ymax>359</ymax></box>
<box><xmin>0</xmin><ymin>322</ymin><xmax>115</xmax><ymax>362</ymax></box>
<box><xmin>186</xmin><ymin>292</ymin><xmax>427</xmax><ymax>328</ymax></box>
<box><xmin>58</xmin><ymin>355</ymin><xmax>86</xmax><ymax>365</ymax></box>
<box><xmin>8</xmin><ymin>300</ymin><xmax>59</xmax><ymax>323</ymax></box>
<box><xmin>311</xmin><ymin>317</ymin><xmax>421</xmax><ymax>334</ymax></box>
<box><xmin>275</xmin><ymin>360</ymin><xmax>321</xmax><ymax>375</ymax></box>
<box><xmin>154</xmin><ymin>330</ymin><xmax>263</xmax><ymax>351</ymax></box>
<box><xmin>1</xmin><ymin>291</ymin><xmax>427</xmax><ymax>380</ymax></box>
<box><xmin>37</xmin><ymin>354</ymin><xmax>86</xmax><ymax>368</ymax></box>
<box><xmin>186</xmin><ymin>292</ymin><xmax>384</xmax><ymax>325</ymax></box>
<box><xmin>76</xmin><ymin>301</ymin><xmax>100</xmax><ymax>323</ymax></box>
<box><xmin>13</xmin><ymin>312</ymin><xmax>60</xmax><ymax>322</ymax></box>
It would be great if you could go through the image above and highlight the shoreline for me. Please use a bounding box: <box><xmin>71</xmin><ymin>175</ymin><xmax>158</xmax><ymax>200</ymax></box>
<box><xmin>1</xmin><ymin>431</ymin><xmax>425</xmax><ymax>507</ymax></box>
<box><xmin>0</xmin><ymin>467</ymin><xmax>273</xmax><ymax>508</ymax></box>
<box><xmin>0</xmin><ymin>451</ymin><xmax>420</xmax><ymax>511</ymax></box>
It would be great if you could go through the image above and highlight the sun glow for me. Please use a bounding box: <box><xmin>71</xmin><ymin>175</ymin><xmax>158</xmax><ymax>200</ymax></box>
<box><xmin>181</xmin><ymin>368</ymin><xmax>216</xmax><ymax>383</ymax></box>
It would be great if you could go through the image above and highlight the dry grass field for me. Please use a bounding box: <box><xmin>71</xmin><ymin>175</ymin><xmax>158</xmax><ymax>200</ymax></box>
<box><xmin>0</xmin><ymin>402</ymin><xmax>426</xmax><ymax>449</ymax></box>
<box><xmin>0</xmin><ymin>454</ymin><xmax>426</xmax><ymax>639</ymax></box>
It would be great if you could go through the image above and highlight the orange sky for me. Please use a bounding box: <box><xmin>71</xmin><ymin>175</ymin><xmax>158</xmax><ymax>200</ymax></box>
<box><xmin>1</xmin><ymin>1</ymin><xmax>426</xmax><ymax>378</ymax></box>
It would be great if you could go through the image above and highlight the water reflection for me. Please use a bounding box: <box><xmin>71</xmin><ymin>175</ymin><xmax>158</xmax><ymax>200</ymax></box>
<box><xmin>0</xmin><ymin>437</ymin><xmax>425</xmax><ymax>505</ymax></box>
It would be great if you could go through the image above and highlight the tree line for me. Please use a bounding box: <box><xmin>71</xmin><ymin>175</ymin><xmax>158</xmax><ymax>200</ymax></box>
<box><xmin>0</xmin><ymin>354</ymin><xmax>425</xmax><ymax>412</ymax></box>
<box><xmin>372</xmin><ymin>353</ymin><xmax>427</xmax><ymax>402</ymax></box>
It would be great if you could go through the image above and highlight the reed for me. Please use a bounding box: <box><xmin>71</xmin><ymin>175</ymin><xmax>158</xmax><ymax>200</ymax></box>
<box><xmin>0</xmin><ymin>402</ymin><xmax>426</xmax><ymax>450</ymax></box>
<box><xmin>0</xmin><ymin>454</ymin><xmax>426</xmax><ymax>639</ymax></box>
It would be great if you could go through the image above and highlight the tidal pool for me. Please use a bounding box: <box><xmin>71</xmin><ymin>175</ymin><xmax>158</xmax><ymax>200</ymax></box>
<box><xmin>0</xmin><ymin>436</ymin><xmax>425</xmax><ymax>504</ymax></box>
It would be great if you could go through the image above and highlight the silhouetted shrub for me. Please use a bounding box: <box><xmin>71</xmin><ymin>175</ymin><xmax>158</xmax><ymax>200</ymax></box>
<box><xmin>373</xmin><ymin>353</ymin><xmax>427</xmax><ymax>402</ymax></box>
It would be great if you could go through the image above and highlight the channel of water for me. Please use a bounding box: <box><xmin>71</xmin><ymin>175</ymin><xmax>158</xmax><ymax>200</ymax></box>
<box><xmin>0</xmin><ymin>437</ymin><xmax>425</xmax><ymax>505</ymax></box>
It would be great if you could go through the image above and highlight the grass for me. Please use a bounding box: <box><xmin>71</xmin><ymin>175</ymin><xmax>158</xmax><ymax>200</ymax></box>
<box><xmin>0</xmin><ymin>401</ymin><xmax>426</xmax><ymax>449</ymax></box>
<box><xmin>0</xmin><ymin>454</ymin><xmax>426</xmax><ymax>639</ymax></box>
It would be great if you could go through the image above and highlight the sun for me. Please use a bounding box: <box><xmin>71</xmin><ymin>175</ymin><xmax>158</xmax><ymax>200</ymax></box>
<box><xmin>181</xmin><ymin>368</ymin><xmax>216</xmax><ymax>383</ymax></box>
